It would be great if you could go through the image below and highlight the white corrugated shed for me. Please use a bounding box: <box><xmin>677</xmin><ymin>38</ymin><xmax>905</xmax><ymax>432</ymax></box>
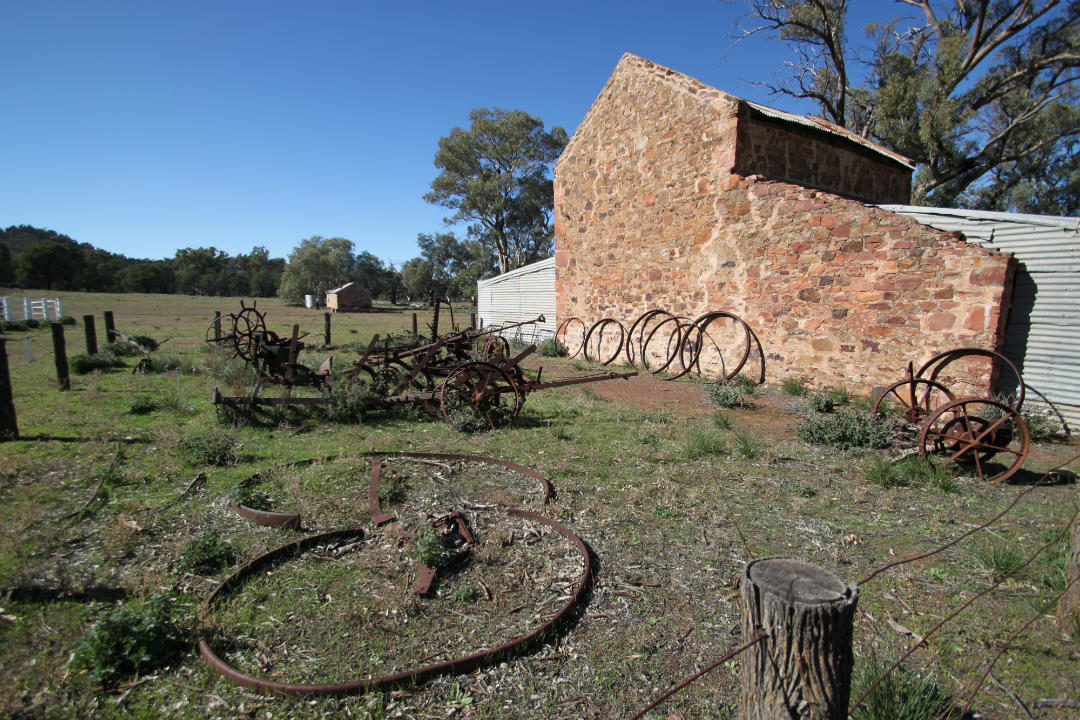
<box><xmin>477</xmin><ymin>257</ymin><xmax>557</xmax><ymax>342</ymax></box>
<box><xmin>880</xmin><ymin>204</ymin><xmax>1080</xmax><ymax>432</ymax></box>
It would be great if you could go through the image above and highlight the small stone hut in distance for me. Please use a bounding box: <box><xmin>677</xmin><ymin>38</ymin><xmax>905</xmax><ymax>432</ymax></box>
<box><xmin>325</xmin><ymin>282</ymin><xmax>373</xmax><ymax>312</ymax></box>
<box><xmin>554</xmin><ymin>53</ymin><xmax>1014</xmax><ymax>392</ymax></box>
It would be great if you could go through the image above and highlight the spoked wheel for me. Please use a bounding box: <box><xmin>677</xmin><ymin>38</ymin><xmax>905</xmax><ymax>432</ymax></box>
<box><xmin>916</xmin><ymin>348</ymin><xmax>1025</xmax><ymax>413</ymax></box>
<box><xmin>232</xmin><ymin>307</ymin><xmax>268</xmax><ymax>362</ymax></box>
<box><xmin>482</xmin><ymin>335</ymin><xmax>511</xmax><ymax>361</ymax></box>
<box><xmin>583</xmin><ymin>318</ymin><xmax>625</xmax><ymax>366</ymax></box>
<box><xmin>439</xmin><ymin>361</ymin><xmax>521</xmax><ymax>430</ymax></box>
<box><xmin>873</xmin><ymin>378</ymin><xmax>955</xmax><ymax>425</ymax></box>
<box><xmin>917</xmin><ymin>397</ymin><xmax>1031</xmax><ymax>482</ymax></box>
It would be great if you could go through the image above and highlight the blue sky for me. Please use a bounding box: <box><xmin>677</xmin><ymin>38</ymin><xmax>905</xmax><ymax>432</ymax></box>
<box><xmin>1</xmin><ymin>1</ymin><xmax>888</xmax><ymax>265</ymax></box>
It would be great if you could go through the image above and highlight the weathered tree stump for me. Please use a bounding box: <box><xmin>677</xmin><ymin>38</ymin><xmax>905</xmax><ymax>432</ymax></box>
<box><xmin>740</xmin><ymin>557</ymin><xmax>859</xmax><ymax>720</ymax></box>
<box><xmin>1059</xmin><ymin>516</ymin><xmax>1080</xmax><ymax>631</ymax></box>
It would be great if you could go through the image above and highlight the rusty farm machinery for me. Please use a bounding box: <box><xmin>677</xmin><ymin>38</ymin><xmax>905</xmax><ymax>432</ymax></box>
<box><xmin>872</xmin><ymin>348</ymin><xmax>1033</xmax><ymax>482</ymax></box>
<box><xmin>208</xmin><ymin>302</ymin><xmax>635</xmax><ymax>428</ymax></box>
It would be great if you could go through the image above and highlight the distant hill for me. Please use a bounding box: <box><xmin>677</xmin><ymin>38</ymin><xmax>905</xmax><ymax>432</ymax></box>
<box><xmin>0</xmin><ymin>225</ymin><xmax>78</xmax><ymax>254</ymax></box>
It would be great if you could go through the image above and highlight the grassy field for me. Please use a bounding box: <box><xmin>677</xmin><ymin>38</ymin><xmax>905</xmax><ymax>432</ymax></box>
<box><xmin>0</xmin><ymin>290</ymin><xmax>1077</xmax><ymax>719</ymax></box>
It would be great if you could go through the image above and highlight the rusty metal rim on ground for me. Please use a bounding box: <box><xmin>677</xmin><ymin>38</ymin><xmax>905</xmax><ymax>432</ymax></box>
<box><xmin>676</xmin><ymin>311</ymin><xmax>753</xmax><ymax>382</ymax></box>
<box><xmin>915</xmin><ymin>348</ymin><xmax>1025</xmax><ymax>413</ymax></box>
<box><xmin>230</xmin><ymin>451</ymin><xmax>554</xmax><ymax>529</ymax></box>
<box><xmin>917</xmin><ymin>396</ymin><xmax>1031</xmax><ymax>483</ymax></box>
<box><xmin>623</xmin><ymin>309</ymin><xmax>676</xmax><ymax>367</ymax></box>
<box><xmin>199</xmin><ymin>509</ymin><xmax>591</xmax><ymax>696</ymax></box>
<box><xmin>554</xmin><ymin>317</ymin><xmax>586</xmax><ymax>359</ymax></box>
<box><xmin>582</xmin><ymin>318</ymin><xmax>625</xmax><ymax>365</ymax></box>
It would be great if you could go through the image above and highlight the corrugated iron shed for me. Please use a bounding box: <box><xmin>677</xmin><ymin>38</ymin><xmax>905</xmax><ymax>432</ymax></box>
<box><xmin>477</xmin><ymin>257</ymin><xmax>557</xmax><ymax>343</ymax></box>
<box><xmin>881</xmin><ymin>204</ymin><xmax>1080</xmax><ymax>433</ymax></box>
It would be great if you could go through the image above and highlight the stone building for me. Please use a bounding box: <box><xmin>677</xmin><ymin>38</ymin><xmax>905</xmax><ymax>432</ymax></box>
<box><xmin>325</xmin><ymin>282</ymin><xmax>373</xmax><ymax>311</ymax></box>
<box><xmin>553</xmin><ymin>53</ymin><xmax>1014</xmax><ymax>392</ymax></box>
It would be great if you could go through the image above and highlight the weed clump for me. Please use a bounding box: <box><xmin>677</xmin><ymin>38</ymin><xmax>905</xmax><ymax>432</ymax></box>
<box><xmin>232</xmin><ymin>483</ymin><xmax>274</xmax><ymax>511</ymax></box>
<box><xmin>795</xmin><ymin>409</ymin><xmax>895</xmax><ymax>450</ymax></box>
<box><xmin>1021</xmin><ymin>405</ymin><xmax>1064</xmax><ymax>443</ymax></box>
<box><xmin>178</xmin><ymin>429</ymin><xmax>239</xmax><ymax>466</ymax></box>
<box><xmin>850</xmin><ymin>651</ymin><xmax>954</xmax><ymax>720</ymax></box>
<box><xmin>973</xmin><ymin>535</ymin><xmax>1025</xmax><ymax>581</ymax></box>
<box><xmin>69</xmin><ymin>594</ymin><xmax>190</xmax><ymax>687</ymax></box>
<box><xmin>71</xmin><ymin>352</ymin><xmax>126</xmax><ymax>374</ymax></box>
<box><xmin>781</xmin><ymin>377</ymin><xmax>806</xmax><ymax>396</ymax></box>
<box><xmin>537</xmin><ymin>338</ymin><xmax>569</xmax><ymax>357</ymax></box>
<box><xmin>316</xmin><ymin>378</ymin><xmax>379</xmax><ymax>424</ymax></box>
<box><xmin>684</xmin><ymin>426</ymin><xmax>726</xmax><ymax>458</ymax></box>
<box><xmin>180</xmin><ymin>531</ymin><xmax>237</xmax><ymax>574</ymax></box>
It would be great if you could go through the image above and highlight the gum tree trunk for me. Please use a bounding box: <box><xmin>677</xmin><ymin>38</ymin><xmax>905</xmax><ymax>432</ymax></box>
<box><xmin>740</xmin><ymin>557</ymin><xmax>859</xmax><ymax>720</ymax></box>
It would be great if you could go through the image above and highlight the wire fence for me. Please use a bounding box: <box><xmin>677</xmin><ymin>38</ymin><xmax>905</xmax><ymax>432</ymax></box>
<box><xmin>632</xmin><ymin>454</ymin><xmax>1080</xmax><ymax>719</ymax></box>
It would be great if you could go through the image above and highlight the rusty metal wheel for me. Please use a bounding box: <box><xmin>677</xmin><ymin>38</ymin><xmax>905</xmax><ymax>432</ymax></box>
<box><xmin>873</xmin><ymin>378</ymin><xmax>956</xmax><ymax>425</ymax></box>
<box><xmin>554</xmin><ymin>317</ymin><xmax>586</xmax><ymax>358</ymax></box>
<box><xmin>640</xmin><ymin>314</ymin><xmax>687</xmax><ymax>376</ymax></box>
<box><xmin>583</xmin><ymin>318</ymin><xmax>625</xmax><ymax>366</ymax></box>
<box><xmin>624</xmin><ymin>309</ymin><xmax>676</xmax><ymax>368</ymax></box>
<box><xmin>917</xmin><ymin>397</ymin><xmax>1031</xmax><ymax>482</ymax></box>
<box><xmin>439</xmin><ymin>361</ymin><xmax>521</xmax><ymax>430</ymax></box>
<box><xmin>482</xmin><ymin>335</ymin><xmax>511</xmax><ymax>361</ymax></box>
<box><xmin>205</xmin><ymin>314</ymin><xmax>236</xmax><ymax>346</ymax></box>
<box><xmin>675</xmin><ymin>311</ymin><xmax>754</xmax><ymax>382</ymax></box>
<box><xmin>916</xmin><ymin>348</ymin><xmax>1025</xmax><ymax>413</ymax></box>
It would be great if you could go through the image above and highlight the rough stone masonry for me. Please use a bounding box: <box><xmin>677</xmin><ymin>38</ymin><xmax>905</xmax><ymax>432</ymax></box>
<box><xmin>554</xmin><ymin>53</ymin><xmax>1013</xmax><ymax>392</ymax></box>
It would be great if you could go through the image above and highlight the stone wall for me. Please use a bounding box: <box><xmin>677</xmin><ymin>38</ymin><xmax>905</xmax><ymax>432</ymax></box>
<box><xmin>554</xmin><ymin>55</ymin><xmax>1014</xmax><ymax>393</ymax></box>
<box><xmin>735</xmin><ymin>109</ymin><xmax>912</xmax><ymax>205</ymax></box>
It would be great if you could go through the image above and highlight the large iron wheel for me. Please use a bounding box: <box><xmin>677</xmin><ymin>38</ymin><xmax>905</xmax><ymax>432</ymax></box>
<box><xmin>624</xmin><ymin>309</ymin><xmax>676</xmax><ymax>367</ymax></box>
<box><xmin>640</xmin><ymin>314</ymin><xmax>688</xmax><ymax>376</ymax></box>
<box><xmin>439</xmin><ymin>361</ymin><xmax>521</xmax><ymax>430</ymax></box>
<box><xmin>583</xmin><ymin>318</ymin><xmax>625</xmax><ymax>366</ymax></box>
<box><xmin>205</xmin><ymin>314</ymin><xmax>236</xmax><ymax>346</ymax></box>
<box><xmin>675</xmin><ymin>311</ymin><xmax>755</xmax><ymax>382</ymax></box>
<box><xmin>554</xmin><ymin>317</ymin><xmax>586</xmax><ymax>359</ymax></box>
<box><xmin>916</xmin><ymin>348</ymin><xmax>1025</xmax><ymax>413</ymax></box>
<box><xmin>873</xmin><ymin>378</ymin><xmax>956</xmax><ymax>425</ymax></box>
<box><xmin>917</xmin><ymin>397</ymin><xmax>1030</xmax><ymax>483</ymax></box>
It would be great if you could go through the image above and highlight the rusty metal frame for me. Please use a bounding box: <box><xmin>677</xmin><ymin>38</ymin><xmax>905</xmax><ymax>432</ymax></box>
<box><xmin>201</xmin><ymin>452</ymin><xmax>588</xmax><ymax>696</ymax></box>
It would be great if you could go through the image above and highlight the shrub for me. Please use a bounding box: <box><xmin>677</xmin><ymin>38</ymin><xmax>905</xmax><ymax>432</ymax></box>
<box><xmin>180</xmin><ymin>531</ymin><xmax>237</xmax><ymax>574</ymax></box>
<box><xmin>232</xmin><ymin>484</ymin><xmax>274</xmax><ymax>511</ymax></box>
<box><xmin>452</xmin><ymin>584</ymin><xmax>480</xmax><ymax>603</ymax></box>
<box><xmin>129</xmin><ymin>395</ymin><xmax>159</xmax><ymax>415</ymax></box>
<box><xmin>317</xmin><ymin>378</ymin><xmax>379</xmax><ymax>424</ymax></box>
<box><xmin>708</xmin><ymin>379</ymin><xmax>756</xmax><ymax>409</ymax></box>
<box><xmin>178</xmin><ymin>430</ymin><xmax>239</xmax><ymax>466</ymax></box>
<box><xmin>140</xmin><ymin>354</ymin><xmax>182</xmax><ymax>374</ymax></box>
<box><xmin>806</xmin><ymin>389</ymin><xmax>836</xmax><ymax>413</ymax></box>
<box><xmin>1021</xmin><ymin>405</ymin><xmax>1064</xmax><ymax>443</ymax></box>
<box><xmin>24</xmin><ymin>318</ymin><xmax>40</xmax><ymax>329</ymax></box>
<box><xmin>59</xmin><ymin>315</ymin><xmax>77</xmax><ymax>325</ymax></box>
<box><xmin>795</xmin><ymin>409</ymin><xmax>896</xmax><ymax>450</ymax></box>
<box><xmin>0</xmin><ymin>320</ymin><xmax>29</xmax><ymax>332</ymax></box>
<box><xmin>69</xmin><ymin>594</ymin><xmax>189</xmax><ymax>687</ymax></box>
<box><xmin>537</xmin><ymin>337</ymin><xmax>569</xmax><ymax>357</ymax></box>
<box><xmin>102</xmin><ymin>341</ymin><xmax>140</xmax><ymax>357</ymax></box>
<box><xmin>71</xmin><ymin>352</ymin><xmax>126</xmax><ymax>374</ymax></box>
<box><xmin>414</xmin><ymin>528</ymin><xmax>453</xmax><ymax>571</ymax></box>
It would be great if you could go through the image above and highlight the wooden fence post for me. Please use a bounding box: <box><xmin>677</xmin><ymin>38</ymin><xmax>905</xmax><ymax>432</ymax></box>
<box><xmin>471</xmin><ymin>312</ymin><xmax>476</xmax><ymax>329</ymax></box>
<box><xmin>412</xmin><ymin>312</ymin><xmax>418</xmax><ymax>336</ymax></box>
<box><xmin>740</xmin><ymin>557</ymin><xmax>858</xmax><ymax>720</ymax></box>
<box><xmin>103</xmin><ymin>310</ymin><xmax>115</xmax><ymax>341</ymax></box>
<box><xmin>324</xmin><ymin>312</ymin><xmax>331</xmax><ymax>346</ymax></box>
<box><xmin>213</xmin><ymin>311</ymin><xmax>222</xmax><ymax>343</ymax></box>
<box><xmin>1059</xmin><ymin>515</ymin><xmax>1080</xmax><ymax>631</ymax></box>
<box><xmin>83</xmin><ymin>314</ymin><xmax>98</xmax><ymax>355</ymax></box>
<box><xmin>51</xmin><ymin>322</ymin><xmax>70</xmax><ymax>391</ymax></box>
<box><xmin>429</xmin><ymin>301</ymin><xmax>441</xmax><ymax>339</ymax></box>
<box><xmin>0</xmin><ymin>338</ymin><xmax>17</xmax><ymax>440</ymax></box>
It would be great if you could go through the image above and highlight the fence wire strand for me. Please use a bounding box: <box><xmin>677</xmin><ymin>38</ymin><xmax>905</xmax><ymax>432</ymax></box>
<box><xmin>627</xmin><ymin>633</ymin><xmax>766</xmax><ymax>720</ymax></box>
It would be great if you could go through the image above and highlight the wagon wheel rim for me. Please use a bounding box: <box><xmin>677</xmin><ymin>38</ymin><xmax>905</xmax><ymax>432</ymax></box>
<box><xmin>205</xmin><ymin>315</ymin><xmax>236</xmax><ymax>346</ymax></box>
<box><xmin>918</xmin><ymin>398</ymin><xmax>1030</xmax><ymax>482</ymax></box>
<box><xmin>554</xmin><ymin>317</ymin><xmax>586</xmax><ymax>359</ymax></box>
<box><xmin>640</xmin><ymin>315</ymin><xmax>686</xmax><ymax>376</ymax></box>
<box><xmin>676</xmin><ymin>311</ymin><xmax>754</xmax><ymax>382</ymax></box>
<box><xmin>916</xmin><ymin>348</ymin><xmax>1025</xmax><ymax>413</ymax></box>
<box><xmin>583</xmin><ymin>318</ymin><xmax>625</xmax><ymax>366</ymax></box>
<box><xmin>624</xmin><ymin>309</ymin><xmax>675</xmax><ymax>368</ymax></box>
<box><xmin>439</xmin><ymin>361</ymin><xmax>520</xmax><ymax>430</ymax></box>
<box><xmin>872</xmin><ymin>378</ymin><xmax>956</xmax><ymax>425</ymax></box>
